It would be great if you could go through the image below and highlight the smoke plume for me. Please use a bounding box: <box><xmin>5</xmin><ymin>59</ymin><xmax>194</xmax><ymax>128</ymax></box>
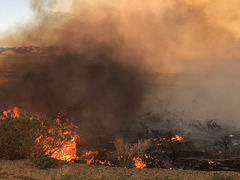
<box><xmin>1</xmin><ymin>0</ymin><xmax>240</xmax><ymax>134</ymax></box>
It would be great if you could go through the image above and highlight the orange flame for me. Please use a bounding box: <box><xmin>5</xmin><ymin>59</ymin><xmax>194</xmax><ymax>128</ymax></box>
<box><xmin>13</xmin><ymin>107</ymin><xmax>20</xmax><ymax>117</ymax></box>
<box><xmin>3</xmin><ymin>107</ymin><xmax>20</xmax><ymax>118</ymax></box>
<box><xmin>40</xmin><ymin>120</ymin><xmax>80</xmax><ymax>162</ymax></box>
<box><xmin>171</xmin><ymin>135</ymin><xmax>183</xmax><ymax>141</ymax></box>
<box><xmin>86</xmin><ymin>157</ymin><xmax>94</xmax><ymax>164</ymax></box>
<box><xmin>133</xmin><ymin>157</ymin><xmax>146</xmax><ymax>168</ymax></box>
<box><xmin>50</xmin><ymin>133</ymin><xmax>79</xmax><ymax>162</ymax></box>
<box><xmin>3</xmin><ymin>109</ymin><xmax>11</xmax><ymax>117</ymax></box>
<box><xmin>2</xmin><ymin>107</ymin><xmax>80</xmax><ymax>162</ymax></box>
<box><xmin>83</xmin><ymin>151</ymin><xmax>98</xmax><ymax>164</ymax></box>
<box><xmin>208</xmin><ymin>161</ymin><xmax>215</xmax><ymax>165</ymax></box>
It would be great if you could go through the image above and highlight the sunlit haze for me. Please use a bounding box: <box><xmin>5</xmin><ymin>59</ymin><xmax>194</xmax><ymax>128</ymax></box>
<box><xmin>0</xmin><ymin>0</ymin><xmax>72</xmax><ymax>32</ymax></box>
<box><xmin>0</xmin><ymin>0</ymin><xmax>32</xmax><ymax>31</ymax></box>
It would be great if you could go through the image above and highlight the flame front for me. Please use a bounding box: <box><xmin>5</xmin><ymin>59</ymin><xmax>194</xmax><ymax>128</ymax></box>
<box><xmin>50</xmin><ymin>133</ymin><xmax>79</xmax><ymax>162</ymax></box>
<box><xmin>133</xmin><ymin>157</ymin><xmax>146</xmax><ymax>168</ymax></box>
<box><xmin>0</xmin><ymin>107</ymin><xmax>187</xmax><ymax>168</ymax></box>
<box><xmin>3</xmin><ymin>107</ymin><xmax>19</xmax><ymax>118</ymax></box>
<box><xmin>171</xmin><ymin>135</ymin><xmax>183</xmax><ymax>141</ymax></box>
<box><xmin>37</xmin><ymin>119</ymin><xmax>80</xmax><ymax>162</ymax></box>
<box><xmin>2</xmin><ymin>107</ymin><xmax>80</xmax><ymax>162</ymax></box>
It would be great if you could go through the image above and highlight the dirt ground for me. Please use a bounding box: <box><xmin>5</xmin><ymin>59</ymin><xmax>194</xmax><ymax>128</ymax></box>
<box><xmin>0</xmin><ymin>160</ymin><xmax>240</xmax><ymax>180</ymax></box>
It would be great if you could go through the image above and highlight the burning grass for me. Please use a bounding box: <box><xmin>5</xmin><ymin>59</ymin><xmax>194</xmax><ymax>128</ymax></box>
<box><xmin>0</xmin><ymin>107</ymin><xmax>151</xmax><ymax>169</ymax></box>
<box><xmin>1</xmin><ymin>107</ymin><xmax>240</xmax><ymax>172</ymax></box>
<box><xmin>0</xmin><ymin>107</ymin><xmax>155</xmax><ymax>170</ymax></box>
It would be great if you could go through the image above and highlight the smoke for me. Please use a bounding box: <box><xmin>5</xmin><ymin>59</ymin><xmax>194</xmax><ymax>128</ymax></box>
<box><xmin>1</xmin><ymin>0</ymin><xmax>240</xmax><ymax>133</ymax></box>
<box><xmin>0</xmin><ymin>0</ymin><xmax>152</xmax><ymax>138</ymax></box>
<box><xmin>1</xmin><ymin>51</ymin><xmax>147</xmax><ymax>136</ymax></box>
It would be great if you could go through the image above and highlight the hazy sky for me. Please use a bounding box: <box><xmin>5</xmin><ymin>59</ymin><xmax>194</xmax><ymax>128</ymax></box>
<box><xmin>0</xmin><ymin>0</ymin><xmax>72</xmax><ymax>32</ymax></box>
<box><xmin>0</xmin><ymin>0</ymin><xmax>32</xmax><ymax>31</ymax></box>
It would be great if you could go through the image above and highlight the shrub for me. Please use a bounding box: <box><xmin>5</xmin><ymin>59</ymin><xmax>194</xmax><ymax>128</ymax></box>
<box><xmin>0</xmin><ymin>108</ymin><xmax>72</xmax><ymax>160</ymax></box>
<box><xmin>31</xmin><ymin>156</ymin><xmax>57</xmax><ymax>169</ymax></box>
<box><xmin>118</xmin><ymin>158</ymin><xmax>133</xmax><ymax>168</ymax></box>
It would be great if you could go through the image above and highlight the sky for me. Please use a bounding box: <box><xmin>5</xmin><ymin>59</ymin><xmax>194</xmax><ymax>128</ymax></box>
<box><xmin>0</xmin><ymin>0</ymin><xmax>32</xmax><ymax>31</ymax></box>
<box><xmin>0</xmin><ymin>0</ymin><xmax>72</xmax><ymax>32</ymax></box>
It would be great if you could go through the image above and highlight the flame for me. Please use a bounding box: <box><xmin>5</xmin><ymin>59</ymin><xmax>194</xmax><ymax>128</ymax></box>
<box><xmin>133</xmin><ymin>157</ymin><xmax>146</xmax><ymax>168</ymax></box>
<box><xmin>50</xmin><ymin>133</ymin><xmax>79</xmax><ymax>162</ymax></box>
<box><xmin>0</xmin><ymin>107</ymin><xmax>189</xmax><ymax>168</ymax></box>
<box><xmin>84</xmin><ymin>151</ymin><xmax>98</xmax><ymax>156</ymax></box>
<box><xmin>13</xmin><ymin>107</ymin><xmax>20</xmax><ymax>117</ymax></box>
<box><xmin>171</xmin><ymin>135</ymin><xmax>183</xmax><ymax>141</ymax></box>
<box><xmin>2</xmin><ymin>107</ymin><xmax>80</xmax><ymax>162</ymax></box>
<box><xmin>2</xmin><ymin>107</ymin><xmax>20</xmax><ymax>118</ymax></box>
<box><xmin>86</xmin><ymin>157</ymin><xmax>94</xmax><ymax>164</ymax></box>
<box><xmin>0</xmin><ymin>107</ymin><xmax>108</xmax><ymax>164</ymax></box>
<box><xmin>38</xmin><ymin>120</ymin><xmax>80</xmax><ymax>162</ymax></box>
<box><xmin>3</xmin><ymin>109</ymin><xmax>11</xmax><ymax>117</ymax></box>
<box><xmin>229</xmin><ymin>134</ymin><xmax>233</xmax><ymax>137</ymax></box>
<box><xmin>208</xmin><ymin>161</ymin><xmax>215</xmax><ymax>165</ymax></box>
<box><xmin>83</xmin><ymin>151</ymin><xmax>98</xmax><ymax>165</ymax></box>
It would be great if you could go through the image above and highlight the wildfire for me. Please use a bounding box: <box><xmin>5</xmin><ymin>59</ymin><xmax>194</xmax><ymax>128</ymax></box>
<box><xmin>1</xmin><ymin>107</ymin><xmax>188</xmax><ymax>169</ymax></box>
<box><xmin>2</xmin><ymin>107</ymin><xmax>80</xmax><ymax>162</ymax></box>
<box><xmin>208</xmin><ymin>161</ymin><xmax>215</xmax><ymax>165</ymax></box>
<box><xmin>39</xmin><ymin>120</ymin><xmax>80</xmax><ymax>162</ymax></box>
<box><xmin>171</xmin><ymin>135</ymin><xmax>183</xmax><ymax>141</ymax></box>
<box><xmin>82</xmin><ymin>151</ymin><xmax>98</xmax><ymax>164</ymax></box>
<box><xmin>50</xmin><ymin>132</ymin><xmax>79</xmax><ymax>162</ymax></box>
<box><xmin>2</xmin><ymin>107</ymin><xmax>20</xmax><ymax>118</ymax></box>
<box><xmin>133</xmin><ymin>157</ymin><xmax>146</xmax><ymax>168</ymax></box>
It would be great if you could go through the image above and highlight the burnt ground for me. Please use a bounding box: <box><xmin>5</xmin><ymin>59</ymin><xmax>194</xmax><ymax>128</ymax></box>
<box><xmin>0</xmin><ymin>160</ymin><xmax>240</xmax><ymax>180</ymax></box>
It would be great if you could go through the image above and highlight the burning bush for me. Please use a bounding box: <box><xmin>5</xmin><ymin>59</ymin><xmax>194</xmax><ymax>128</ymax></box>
<box><xmin>0</xmin><ymin>107</ymin><xmax>79</xmax><ymax>160</ymax></box>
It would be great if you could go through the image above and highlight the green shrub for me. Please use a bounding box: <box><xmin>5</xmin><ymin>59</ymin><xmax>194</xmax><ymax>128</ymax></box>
<box><xmin>31</xmin><ymin>156</ymin><xmax>57</xmax><ymax>169</ymax></box>
<box><xmin>0</xmin><ymin>109</ymin><xmax>72</xmax><ymax>160</ymax></box>
<box><xmin>118</xmin><ymin>158</ymin><xmax>134</xmax><ymax>168</ymax></box>
<box><xmin>210</xmin><ymin>173</ymin><xmax>235</xmax><ymax>180</ymax></box>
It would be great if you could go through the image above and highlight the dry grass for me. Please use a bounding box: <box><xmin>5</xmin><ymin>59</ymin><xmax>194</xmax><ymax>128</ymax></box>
<box><xmin>113</xmin><ymin>138</ymin><xmax>150</xmax><ymax>158</ymax></box>
<box><xmin>0</xmin><ymin>159</ymin><xmax>240</xmax><ymax>180</ymax></box>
